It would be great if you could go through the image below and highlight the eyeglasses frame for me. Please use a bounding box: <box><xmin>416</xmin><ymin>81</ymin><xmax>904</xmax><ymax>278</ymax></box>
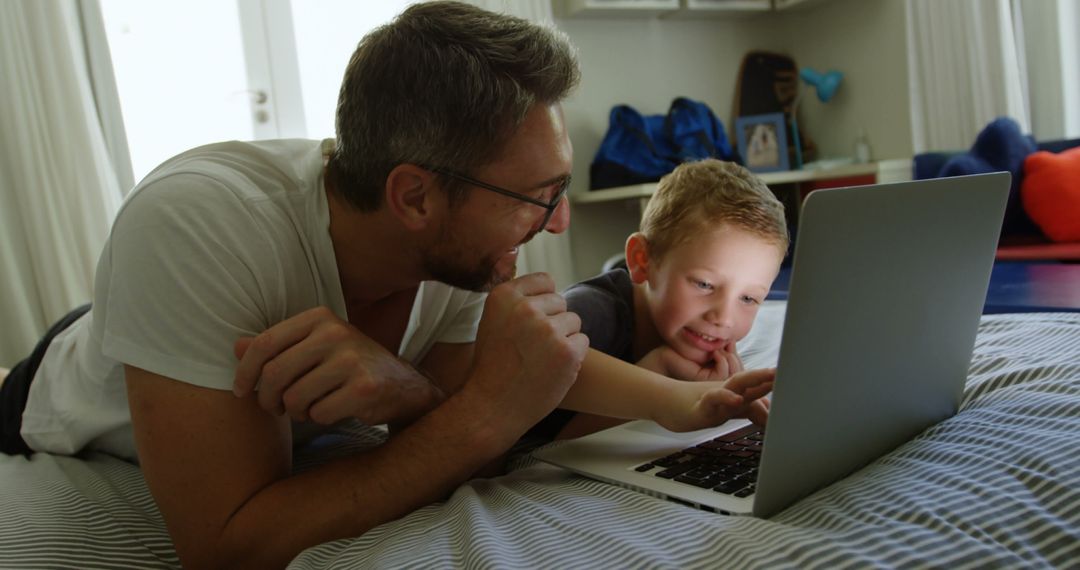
<box><xmin>429</xmin><ymin>166</ymin><xmax>571</xmax><ymax>229</ymax></box>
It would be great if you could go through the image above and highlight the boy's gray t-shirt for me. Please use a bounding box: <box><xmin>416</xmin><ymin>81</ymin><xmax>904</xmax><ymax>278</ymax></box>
<box><xmin>566</xmin><ymin>268</ymin><xmax>636</xmax><ymax>363</ymax></box>
<box><xmin>528</xmin><ymin>268</ymin><xmax>636</xmax><ymax>440</ymax></box>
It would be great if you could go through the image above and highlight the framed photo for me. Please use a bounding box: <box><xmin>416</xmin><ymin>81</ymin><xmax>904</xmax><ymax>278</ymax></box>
<box><xmin>735</xmin><ymin>112</ymin><xmax>790</xmax><ymax>173</ymax></box>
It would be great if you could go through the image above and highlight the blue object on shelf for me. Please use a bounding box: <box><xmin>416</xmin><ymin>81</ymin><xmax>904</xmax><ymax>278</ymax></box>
<box><xmin>791</xmin><ymin>67</ymin><xmax>843</xmax><ymax>169</ymax></box>
<box><xmin>800</xmin><ymin>68</ymin><xmax>843</xmax><ymax>103</ymax></box>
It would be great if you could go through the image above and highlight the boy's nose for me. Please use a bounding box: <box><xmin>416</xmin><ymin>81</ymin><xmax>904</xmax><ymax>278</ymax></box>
<box><xmin>705</xmin><ymin>305</ymin><xmax>735</xmax><ymax>330</ymax></box>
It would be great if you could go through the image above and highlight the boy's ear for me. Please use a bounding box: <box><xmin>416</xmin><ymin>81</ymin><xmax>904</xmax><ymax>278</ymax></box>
<box><xmin>384</xmin><ymin>164</ymin><xmax>441</xmax><ymax>231</ymax></box>
<box><xmin>624</xmin><ymin>232</ymin><xmax>652</xmax><ymax>284</ymax></box>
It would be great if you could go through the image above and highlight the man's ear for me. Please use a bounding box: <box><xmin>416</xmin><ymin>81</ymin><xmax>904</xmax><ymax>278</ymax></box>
<box><xmin>384</xmin><ymin>164</ymin><xmax>441</xmax><ymax>231</ymax></box>
<box><xmin>624</xmin><ymin>232</ymin><xmax>652</xmax><ymax>284</ymax></box>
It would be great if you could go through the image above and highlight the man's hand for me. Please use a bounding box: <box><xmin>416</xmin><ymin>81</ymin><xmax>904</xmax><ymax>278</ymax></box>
<box><xmin>651</xmin><ymin>368</ymin><xmax>774</xmax><ymax>432</ymax></box>
<box><xmin>232</xmin><ymin>306</ymin><xmax>443</xmax><ymax>426</ymax></box>
<box><xmin>638</xmin><ymin>342</ymin><xmax>744</xmax><ymax>383</ymax></box>
<box><xmin>459</xmin><ymin>273</ymin><xmax>589</xmax><ymax>439</ymax></box>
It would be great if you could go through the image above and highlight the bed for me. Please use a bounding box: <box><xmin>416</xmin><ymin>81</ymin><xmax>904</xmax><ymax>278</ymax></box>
<box><xmin>2</xmin><ymin>302</ymin><xmax>1077</xmax><ymax>569</ymax></box>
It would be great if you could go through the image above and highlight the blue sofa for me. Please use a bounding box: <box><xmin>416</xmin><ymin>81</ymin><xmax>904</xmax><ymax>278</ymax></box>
<box><xmin>913</xmin><ymin>120</ymin><xmax>1080</xmax><ymax>261</ymax></box>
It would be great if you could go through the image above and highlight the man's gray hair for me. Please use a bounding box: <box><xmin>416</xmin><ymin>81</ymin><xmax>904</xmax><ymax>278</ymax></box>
<box><xmin>328</xmin><ymin>1</ymin><xmax>580</xmax><ymax>211</ymax></box>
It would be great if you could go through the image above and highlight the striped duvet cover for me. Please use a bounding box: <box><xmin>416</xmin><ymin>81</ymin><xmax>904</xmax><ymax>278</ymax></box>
<box><xmin>2</xmin><ymin>307</ymin><xmax>1077</xmax><ymax>569</ymax></box>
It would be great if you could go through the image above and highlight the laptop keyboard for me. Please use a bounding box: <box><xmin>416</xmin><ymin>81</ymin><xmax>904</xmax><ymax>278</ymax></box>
<box><xmin>634</xmin><ymin>425</ymin><xmax>763</xmax><ymax>498</ymax></box>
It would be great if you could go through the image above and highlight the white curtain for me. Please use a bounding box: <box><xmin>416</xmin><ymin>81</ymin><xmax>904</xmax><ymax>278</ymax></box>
<box><xmin>906</xmin><ymin>0</ymin><xmax>1032</xmax><ymax>152</ymax></box>
<box><xmin>464</xmin><ymin>0</ymin><xmax>577</xmax><ymax>289</ymax></box>
<box><xmin>0</xmin><ymin>0</ymin><xmax>128</xmax><ymax>365</ymax></box>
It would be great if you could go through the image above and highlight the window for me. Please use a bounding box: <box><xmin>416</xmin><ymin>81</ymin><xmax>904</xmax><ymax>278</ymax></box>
<box><xmin>100</xmin><ymin>0</ymin><xmax>413</xmax><ymax>182</ymax></box>
<box><xmin>290</xmin><ymin>1</ymin><xmax>413</xmax><ymax>139</ymax></box>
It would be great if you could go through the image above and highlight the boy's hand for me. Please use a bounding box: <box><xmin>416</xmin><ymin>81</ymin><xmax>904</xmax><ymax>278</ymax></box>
<box><xmin>711</xmin><ymin>341</ymin><xmax>744</xmax><ymax>379</ymax></box>
<box><xmin>652</xmin><ymin>368</ymin><xmax>774</xmax><ymax>432</ymax></box>
<box><xmin>639</xmin><ymin>342</ymin><xmax>744</xmax><ymax>383</ymax></box>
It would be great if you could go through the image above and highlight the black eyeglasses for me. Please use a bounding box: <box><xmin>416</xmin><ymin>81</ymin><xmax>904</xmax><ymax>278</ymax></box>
<box><xmin>430</xmin><ymin>167</ymin><xmax>571</xmax><ymax>230</ymax></box>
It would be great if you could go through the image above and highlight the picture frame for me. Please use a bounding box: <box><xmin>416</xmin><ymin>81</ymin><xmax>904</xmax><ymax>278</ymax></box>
<box><xmin>735</xmin><ymin>112</ymin><xmax>790</xmax><ymax>173</ymax></box>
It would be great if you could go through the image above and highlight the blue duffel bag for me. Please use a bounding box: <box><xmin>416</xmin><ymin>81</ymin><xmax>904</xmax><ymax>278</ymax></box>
<box><xmin>589</xmin><ymin>97</ymin><xmax>735</xmax><ymax>190</ymax></box>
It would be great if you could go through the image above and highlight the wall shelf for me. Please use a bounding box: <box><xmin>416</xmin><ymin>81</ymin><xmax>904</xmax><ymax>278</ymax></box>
<box><xmin>574</xmin><ymin>160</ymin><xmax>911</xmax><ymax>205</ymax></box>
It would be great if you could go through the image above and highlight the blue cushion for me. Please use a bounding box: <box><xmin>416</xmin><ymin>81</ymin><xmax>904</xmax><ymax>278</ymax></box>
<box><xmin>915</xmin><ymin>137</ymin><xmax>1080</xmax><ymax>180</ymax></box>
<box><xmin>913</xmin><ymin>151</ymin><xmax>960</xmax><ymax>180</ymax></box>
<box><xmin>938</xmin><ymin>117</ymin><xmax>1040</xmax><ymax>238</ymax></box>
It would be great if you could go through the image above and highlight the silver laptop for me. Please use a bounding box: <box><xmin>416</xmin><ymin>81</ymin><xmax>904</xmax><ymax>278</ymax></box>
<box><xmin>535</xmin><ymin>172</ymin><xmax>1010</xmax><ymax>517</ymax></box>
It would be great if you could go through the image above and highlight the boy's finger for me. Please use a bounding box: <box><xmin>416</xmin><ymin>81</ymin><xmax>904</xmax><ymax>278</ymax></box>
<box><xmin>725</xmin><ymin>368</ymin><xmax>776</xmax><ymax>393</ymax></box>
<box><xmin>713</xmin><ymin>349</ymin><xmax>742</xmax><ymax>378</ymax></box>
<box><xmin>713</xmin><ymin>350</ymin><xmax>727</xmax><ymax>369</ymax></box>
<box><xmin>740</xmin><ymin>381</ymin><xmax>774</xmax><ymax>402</ymax></box>
<box><xmin>701</xmin><ymin>387</ymin><xmax>743</xmax><ymax>411</ymax></box>
<box><xmin>746</xmin><ymin>399</ymin><xmax>769</xmax><ymax>426</ymax></box>
<box><xmin>721</xmin><ymin>342</ymin><xmax>743</xmax><ymax>372</ymax></box>
<box><xmin>728</xmin><ymin>351</ymin><xmax>744</xmax><ymax>375</ymax></box>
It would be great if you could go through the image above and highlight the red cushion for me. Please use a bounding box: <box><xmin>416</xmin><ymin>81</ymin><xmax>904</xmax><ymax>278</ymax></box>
<box><xmin>1021</xmin><ymin>148</ymin><xmax>1080</xmax><ymax>242</ymax></box>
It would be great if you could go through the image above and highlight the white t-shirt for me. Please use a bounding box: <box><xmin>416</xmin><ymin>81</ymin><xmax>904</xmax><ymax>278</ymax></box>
<box><xmin>22</xmin><ymin>139</ymin><xmax>486</xmax><ymax>460</ymax></box>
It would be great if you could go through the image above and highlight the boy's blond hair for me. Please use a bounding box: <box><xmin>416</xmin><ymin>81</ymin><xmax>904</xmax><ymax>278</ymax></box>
<box><xmin>640</xmin><ymin>159</ymin><xmax>788</xmax><ymax>261</ymax></box>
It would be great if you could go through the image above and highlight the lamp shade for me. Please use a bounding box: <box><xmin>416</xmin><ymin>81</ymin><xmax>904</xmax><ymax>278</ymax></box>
<box><xmin>800</xmin><ymin>67</ymin><xmax>843</xmax><ymax>103</ymax></box>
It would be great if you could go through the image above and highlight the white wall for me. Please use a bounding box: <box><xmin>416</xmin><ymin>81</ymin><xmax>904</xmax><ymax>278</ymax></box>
<box><xmin>776</xmin><ymin>0</ymin><xmax>912</xmax><ymax>162</ymax></box>
<box><xmin>557</xmin><ymin>0</ymin><xmax>912</xmax><ymax>283</ymax></box>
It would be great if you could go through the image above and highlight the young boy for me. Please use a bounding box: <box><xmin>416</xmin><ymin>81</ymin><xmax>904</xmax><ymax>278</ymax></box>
<box><xmin>540</xmin><ymin>158</ymin><xmax>789</xmax><ymax>440</ymax></box>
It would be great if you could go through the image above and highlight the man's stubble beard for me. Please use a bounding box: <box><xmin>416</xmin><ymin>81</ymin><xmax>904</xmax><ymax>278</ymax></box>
<box><xmin>421</xmin><ymin>218</ymin><xmax>537</xmax><ymax>293</ymax></box>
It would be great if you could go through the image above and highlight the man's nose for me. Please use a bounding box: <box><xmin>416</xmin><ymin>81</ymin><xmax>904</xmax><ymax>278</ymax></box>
<box><xmin>543</xmin><ymin>195</ymin><xmax>571</xmax><ymax>234</ymax></box>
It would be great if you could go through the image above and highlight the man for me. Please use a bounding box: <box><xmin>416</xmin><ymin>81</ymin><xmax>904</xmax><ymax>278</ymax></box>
<box><xmin>1</xmin><ymin>3</ymin><xmax>771</xmax><ymax>567</ymax></box>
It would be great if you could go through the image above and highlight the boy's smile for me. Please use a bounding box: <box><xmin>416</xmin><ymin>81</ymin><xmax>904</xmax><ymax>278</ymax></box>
<box><xmin>681</xmin><ymin>326</ymin><xmax>726</xmax><ymax>352</ymax></box>
<box><xmin>633</xmin><ymin>224</ymin><xmax>785</xmax><ymax>365</ymax></box>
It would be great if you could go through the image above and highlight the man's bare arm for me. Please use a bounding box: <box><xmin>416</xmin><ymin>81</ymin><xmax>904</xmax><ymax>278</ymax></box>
<box><xmin>418</xmin><ymin>342</ymin><xmax>475</xmax><ymax>396</ymax></box>
<box><xmin>129</xmin><ymin>274</ymin><xmax>586</xmax><ymax>569</ymax></box>
<box><xmin>380</xmin><ymin>342</ymin><xmax>474</xmax><ymax>434</ymax></box>
<box><xmin>127</xmin><ymin>365</ymin><xmax>513</xmax><ymax>570</ymax></box>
